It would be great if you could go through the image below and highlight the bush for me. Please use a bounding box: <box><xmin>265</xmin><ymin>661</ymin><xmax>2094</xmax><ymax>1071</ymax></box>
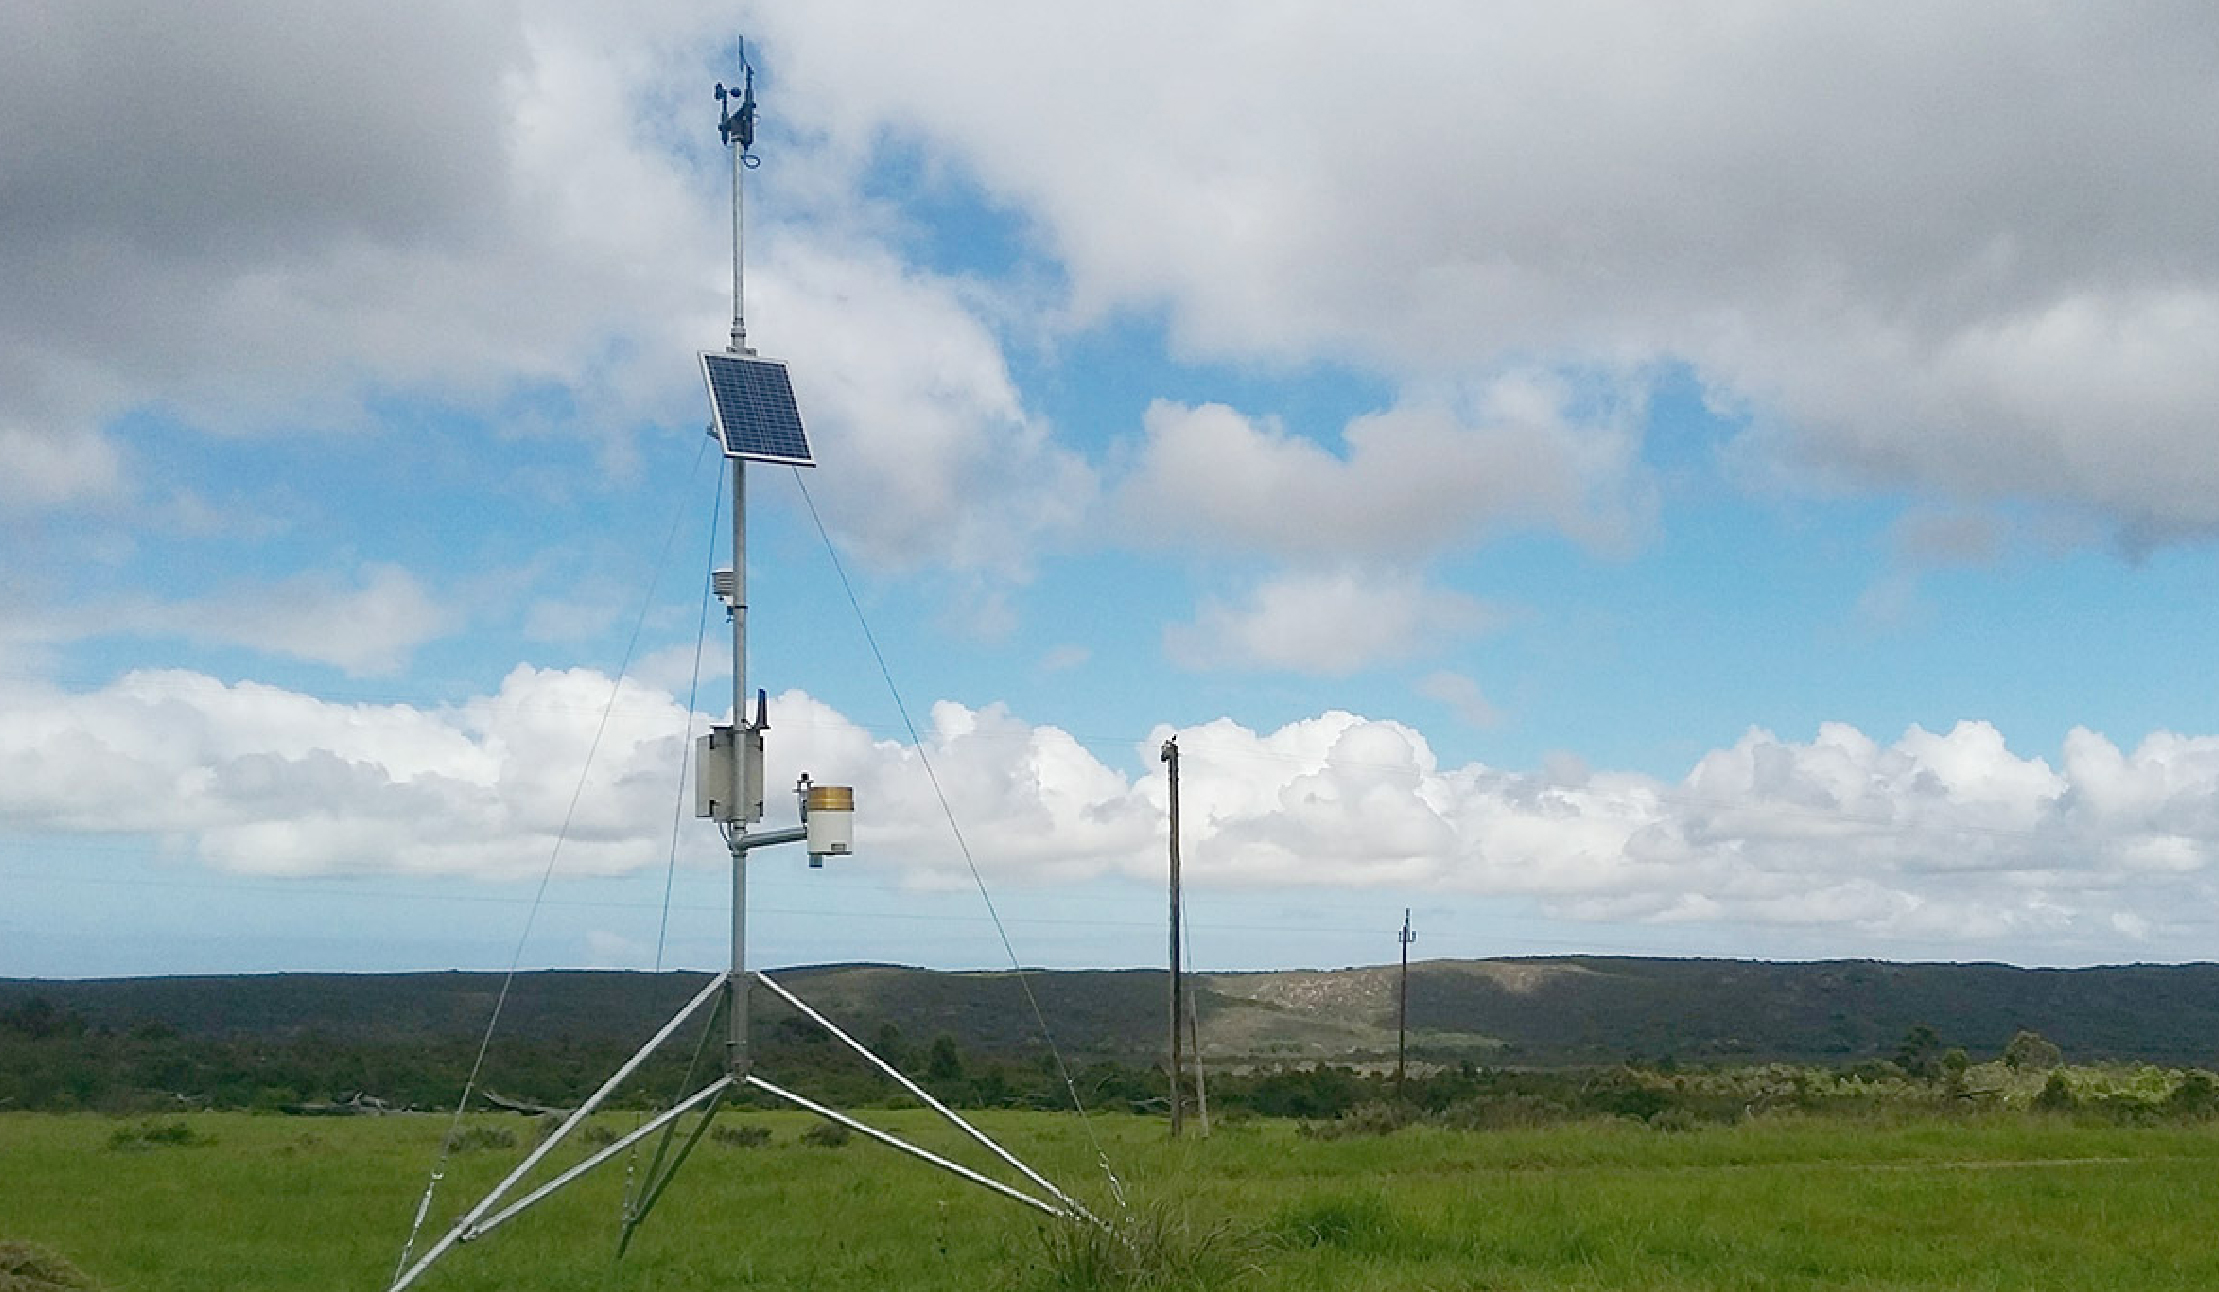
<box><xmin>443</xmin><ymin>1125</ymin><xmax>518</xmax><ymax>1152</ymax></box>
<box><xmin>711</xmin><ymin>1123</ymin><xmax>772</xmax><ymax>1148</ymax></box>
<box><xmin>2034</xmin><ymin>1071</ymin><xmax>2076</xmax><ymax>1112</ymax></box>
<box><xmin>1295</xmin><ymin>1100</ymin><xmax>1415</xmax><ymax>1141</ymax></box>
<box><xmin>2167</xmin><ymin>1070</ymin><xmax>2218</xmax><ymax>1119</ymax></box>
<box><xmin>1433</xmin><ymin>1091</ymin><xmax>1573</xmax><ymax>1130</ymax></box>
<box><xmin>799</xmin><ymin>1119</ymin><xmax>851</xmax><ymax>1148</ymax></box>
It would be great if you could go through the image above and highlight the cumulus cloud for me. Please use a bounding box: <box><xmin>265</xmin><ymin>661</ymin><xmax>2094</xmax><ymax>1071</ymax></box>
<box><xmin>752</xmin><ymin>0</ymin><xmax>2219</xmax><ymax>540</ymax></box>
<box><xmin>12</xmin><ymin>667</ymin><xmax>2219</xmax><ymax>958</ymax></box>
<box><xmin>1168</xmin><ymin>568</ymin><xmax>1497</xmax><ymax>675</ymax></box>
<box><xmin>10</xmin><ymin>0</ymin><xmax>2217</xmax><ymax>576</ymax></box>
<box><xmin>1119</xmin><ymin>374</ymin><xmax>1650</xmax><ymax>560</ymax></box>
<box><xmin>0</xmin><ymin>1</ymin><xmax>660</xmax><ymax>451</ymax></box>
<box><xmin>2</xmin><ymin>564</ymin><xmax>451</xmax><ymax>677</ymax></box>
<box><xmin>0</xmin><ymin>1</ymin><xmax>1075</xmax><ymax>579</ymax></box>
<box><xmin>758</xmin><ymin>239</ymin><xmax>1094</xmax><ymax>576</ymax></box>
<box><xmin>0</xmin><ymin>666</ymin><xmax>696</xmax><ymax>878</ymax></box>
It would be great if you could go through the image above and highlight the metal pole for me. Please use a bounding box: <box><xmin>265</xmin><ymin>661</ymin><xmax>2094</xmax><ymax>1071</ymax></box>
<box><xmin>1396</xmin><ymin>908</ymin><xmax>1415</xmax><ymax>1094</ymax></box>
<box><xmin>727</xmin><ymin>461</ymin><xmax>750</xmax><ymax>1072</ymax></box>
<box><xmin>730</xmin><ymin>91</ymin><xmax>748</xmax><ymax>355</ymax></box>
<box><xmin>1161</xmin><ymin>737</ymin><xmax>1182</xmax><ymax>1136</ymax></box>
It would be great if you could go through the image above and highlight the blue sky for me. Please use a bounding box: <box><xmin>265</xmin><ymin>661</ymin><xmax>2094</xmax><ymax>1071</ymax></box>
<box><xmin>9</xmin><ymin>1</ymin><xmax>2219</xmax><ymax>979</ymax></box>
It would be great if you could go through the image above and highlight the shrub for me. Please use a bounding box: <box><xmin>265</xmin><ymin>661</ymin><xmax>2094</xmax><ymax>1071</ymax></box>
<box><xmin>711</xmin><ymin>1123</ymin><xmax>772</xmax><ymax>1148</ymax></box>
<box><xmin>2167</xmin><ymin>1070</ymin><xmax>2218</xmax><ymax>1119</ymax></box>
<box><xmin>443</xmin><ymin>1125</ymin><xmax>518</xmax><ymax>1153</ymax></box>
<box><xmin>2034</xmin><ymin>1071</ymin><xmax>2076</xmax><ymax>1112</ymax></box>
<box><xmin>1433</xmin><ymin>1091</ymin><xmax>1572</xmax><ymax>1130</ymax></box>
<box><xmin>1294</xmin><ymin>1100</ymin><xmax>1415</xmax><ymax>1141</ymax></box>
<box><xmin>799</xmin><ymin>1119</ymin><xmax>851</xmax><ymax>1148</ymax></box>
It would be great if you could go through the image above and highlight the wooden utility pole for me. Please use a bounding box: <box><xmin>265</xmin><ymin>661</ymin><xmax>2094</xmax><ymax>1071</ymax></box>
<box><xmin>1161</xmin><ymin>737</ymin><xmax>1183</xmax><ymax>1136</ymax></box>
<box><xmin>1396</xmin><ymin>908</ymin><xmax>1416</xmax><ymax>1093</ymax></box>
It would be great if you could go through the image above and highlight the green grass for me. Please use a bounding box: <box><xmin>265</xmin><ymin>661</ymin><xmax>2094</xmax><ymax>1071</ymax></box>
<box><xmin>8</xmin><ymin>1110</ymin><xmax>2219</xmax><ymax>1289</ymax></box>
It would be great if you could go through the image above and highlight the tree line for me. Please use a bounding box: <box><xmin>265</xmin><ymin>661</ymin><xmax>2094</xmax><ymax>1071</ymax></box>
<box><xmin>8</xmin><ymin>994</ymin><xmax>2216</xmax><ymax>1129</ymax></box>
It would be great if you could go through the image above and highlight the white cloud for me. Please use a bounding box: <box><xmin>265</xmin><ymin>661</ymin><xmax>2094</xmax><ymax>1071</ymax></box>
<box><xmin>1890</xmin><ymin>510</ymin><xmax>2004</xmax><ymax>568</ymax></box>
<box><xmin>3</xmin><ymin>564</ymin><xmax>451</xmax><ymax>677</ymax></box>
<box><xmin>0</xmin><ymin>2</ymin><xmax>1079</xmax><ymax>580</ymax></box>
<box><xmin>15</xmin><ymin>667</ymin><xmax>2219</xmax><ymax>958</ymax></box>
<box><xmin>0</xmin><ymin>665</ymin><xmax>697</xmax><ymax>878</ymax></box>
<box><xmin>1168</xmin><ymin>568</ymin><xmax>1496</xmax><ymax>675</ymax></box>
<box><xmin>758</xmin><ymin>238</ymin><xmax>1095</xmax><ymax>576</ymax></box>
<box><xmin>1120</xmin><ymin>375</ymin><xmax>1650</xmax><ymax>561</ymax></box>
<box><xmin>751</xmin><ymin>0</ymin><xmax>2219</xmax><ymax>540</ymax></box>
<box><xmin>0</xmin><ymin>420</ymin><xmax>122</xmax><ymax>511</ymax></box>
<box><xmin>1038</xmin><ymin>644</ymin><xmax>1091</xmax><ymax>673</ymax></box>
<box><xmin>173</xmin><ymin>564</ymin><xmax>453</xmax><ymax>676</ymax></box>
<box><xmin>9</xmin><ymin>0</ymin><xmax>2216</xmax><ymax>561</ymax></box>
<box><xmin>0</xmin><ymin>2</ymin><xmax>652</xmax><ymax>451</ymax></box>
<box><xmin>1418</xmin><ymin>670</ymin><xmax>1500</xmax><ymax>729</ymax></box>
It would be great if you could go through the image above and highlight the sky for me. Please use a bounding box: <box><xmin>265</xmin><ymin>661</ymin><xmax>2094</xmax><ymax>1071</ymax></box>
<box><xmin>8</xmin><ymin>0</ymin><xmax>2219</xmax><ymax>979</ymax></box>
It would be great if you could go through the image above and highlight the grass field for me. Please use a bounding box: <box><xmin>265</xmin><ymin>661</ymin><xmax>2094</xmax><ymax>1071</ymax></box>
<box><xmin>8</xmin><ymin>1108</ymin><xmax>2219</xmax><ymax>1290</ymax></box>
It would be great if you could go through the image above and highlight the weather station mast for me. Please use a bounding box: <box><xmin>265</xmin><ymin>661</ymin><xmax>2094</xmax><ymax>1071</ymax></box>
<box><xmin>694</xmin><ymin>58</ymin><xmax>854</xmax><ymax>1082</ymax></box>
<box><xmin>384</xmin><ymin>49</ymin><xmax>1089</xmax><ymax>1292</ymax></box>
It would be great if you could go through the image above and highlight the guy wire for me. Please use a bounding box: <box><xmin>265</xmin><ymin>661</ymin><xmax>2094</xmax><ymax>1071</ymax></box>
<box><xmin>395</xmin><ymin>436</ymin><xmax>715</xmax><ymax>1277</ymax></box>
<box><xmin>789</xmin><ymin>469</ymin><xmax>1128</xmax><ymax>1209</ymax></box>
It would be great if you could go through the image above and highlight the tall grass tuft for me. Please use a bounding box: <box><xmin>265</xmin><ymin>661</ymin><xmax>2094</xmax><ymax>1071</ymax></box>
<box><xmin>0</xmin><ymin>1240</ymin><xmax>102</xmax><ymax>1291</ymax></box>
<box><xmin>1267</xmin><ymin>1192</ymin><xmax>1400</xmax><ymax>1254</ymax></box>
<box><xmin>440</xmin><ymin>1124</ymin><xmax>517</xmax><ymax>1153</ymax></box>
<box><xmin>1028</xmin><ymin>1202</ymin><xmax>1262</xmax><ymax>1290</ymax></box>
<box><xmin>104</xmin><ymin>1120</ymin><xmax>209</xmax><ymax>1152</ymax></box>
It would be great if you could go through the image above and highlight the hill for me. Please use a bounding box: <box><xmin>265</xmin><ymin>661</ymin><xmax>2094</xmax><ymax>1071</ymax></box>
<box><xmin>8</xmin><ymin>955</ymin><xmax>2219</xmax><ymax>1069</ymax></box>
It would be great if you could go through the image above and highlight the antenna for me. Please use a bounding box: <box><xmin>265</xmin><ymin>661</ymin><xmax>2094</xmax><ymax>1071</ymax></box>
<box><xmin>716</xmin><ymin>43</ymin><xmax>759</xmax><ymax>355</ymax></box>
<box><xmin>385</xmin><ymin>52</ymin><xmax>1090</xmax><ymax>1292</ymax></box>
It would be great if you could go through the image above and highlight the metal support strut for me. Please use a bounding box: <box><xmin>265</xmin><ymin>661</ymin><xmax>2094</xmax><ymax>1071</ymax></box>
<box><xmin>384</xmin><ymin>967</ymin><xmax>1090</xmax><ymax>1290</ymax></box>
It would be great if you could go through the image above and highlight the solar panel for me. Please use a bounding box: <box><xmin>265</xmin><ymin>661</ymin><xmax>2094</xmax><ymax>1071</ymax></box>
<box><xmin>699</xmin><ymin>351</ymin><xmax>814</xmax><ymax>466</ymax></box>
